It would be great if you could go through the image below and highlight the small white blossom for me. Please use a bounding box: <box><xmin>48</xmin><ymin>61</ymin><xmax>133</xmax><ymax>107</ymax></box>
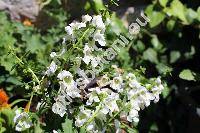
<box><xmin>65</xmin><ymin>26</ymin><xmax>73</xmax><ymax>35</ymax></box>
<box><xmin>92</xmin><ymin>15</ymin><xmax>105</xmax><ymax>31</ymax></box>
<box><xmin>57</xmin><ymin>70</ymin><xmax>73</xmax><ymax>81</ymax></box>
<box><xmin>97</xmin><ymin>75</ymin><xmax>110</xmax><ymax>87</ymax></box>
<box><xmin>50</xmin><ymin>52</ymin><xmax>57</xmax><ymax>58</ymax></box>
<box><xmin>52</xmin><ymin>95</ymin><xmax>68</xmax><ymax>117</ymax></box>
<box><xmin>93</xmin><ymin>31</ymin><xmax>106</xmax><ymax>46</ymax></box>
<box><xmin>50</xmin><ymin>48</ymin><xmax>66</xmax><ymax>58</ymax></box>
<box><xmin>110</xmin><ymin>76</ymin><xmax>123</xmax><ymax>92</ymax></box>
<box><xmin>70</xmin><ymin>22</ymin><xmax>86</xmax><ymax>30</ymax></box>
<box><xmin>101</xmin><ymin>92</ymin><xmax>119</xmax><ymax>115</ymax></box>
<box><xmin>75</xmin><ymin>106</ymin><xmax>93</xmax><ymax>127</ymax></box>
<box><xmin>82</xmin><ymin>44</ymin><xmax>100</xmax><ymax>67</ymax></box>
<box><xmin>82</xmin><ymin>14</ymin><xmax>92</xmax><ymax>23</ymax></box>
<box><xmin>127</xmin><ymin>108</ymin><xmax>139</xmax><ymax>122</ymax></box>
<box><xmin>86</xmin><ymin>91</ymin><xmax>100</xmax><ymax>105</ymax></box>
<box><xmin>59</xmin><ymin>81</ymin><xmax>81</xmax><ymax>99</ymax></box>
<box><xmin>53</xmin><ymin>130</ymin><xmax>59</xmax><ymax>133</ymax></box>
<box><xmin>13</xmin><ymin>109</ymin><xmax>32</xmax><ymax>131</ymax></box>
<box><xmin>45</xmin><ymin>61</ymin><xmax>57</xmax><ymax>76</ymax></box>
<box><xmin>129</xmin><ymin>79</ymin><xmax>141</xmax><ymax>89</ymax></box>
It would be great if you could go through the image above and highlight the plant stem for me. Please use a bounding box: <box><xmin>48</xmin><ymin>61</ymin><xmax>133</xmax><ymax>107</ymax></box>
<box><xmin>83</xmin><ymin>104</ymin><xmax>102</xmax><ymax>127</ymax></box>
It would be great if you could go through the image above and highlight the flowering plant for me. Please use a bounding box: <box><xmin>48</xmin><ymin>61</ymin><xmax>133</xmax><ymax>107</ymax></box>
<box><xmin>10</xmin><ymin>14</ymin><xmax>165</xmax><ymax>132</ymax></box>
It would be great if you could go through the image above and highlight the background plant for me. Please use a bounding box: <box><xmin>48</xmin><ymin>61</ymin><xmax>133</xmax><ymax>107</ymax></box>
<box><xmin>0</xmin><ymin>0</ymin><xmax>199</xmax><ymax>132</ymax></box>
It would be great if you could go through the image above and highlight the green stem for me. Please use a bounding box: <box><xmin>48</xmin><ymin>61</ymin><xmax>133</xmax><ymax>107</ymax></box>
<box><xmin>83</xmin><ymin>104</ymin><xmax>102</xmax><ymax>127</ymax></box>
<box><xmin>28</xmin><ymin>68</ymin><xmax>40</xmax><ymax>85</ymax></box>
<box><xmin>65</xmin><ymin>28</ymin><xmax>90</xmax><ymax>61</ymax></box>
<box><xmin>27</xmin><ymin>92</ymin><xmax>34</xmax><ymax>112</ymax></box>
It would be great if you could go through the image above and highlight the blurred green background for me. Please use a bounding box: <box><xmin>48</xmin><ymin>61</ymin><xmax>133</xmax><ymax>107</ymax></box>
<box><xmin>0</xmin><ymin>0</ymin><xmax>199</xmax><ymax>132</ymax></box>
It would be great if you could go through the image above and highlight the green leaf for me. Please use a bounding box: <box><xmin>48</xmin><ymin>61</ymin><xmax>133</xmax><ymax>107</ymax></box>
<box><xmin>164</xmin><ymin>0</ymin><xmax>188</xmax><ymax>24</ymax></box>
<box><xmin>159</xmin><ymin>0</ymin><xmax>168</xmax><ymax>7</ymax></box>
<box><xmin>23</xmin><ymin>34</ymin><xmax>44</xmax><ymax>53</ymax></box>
<box><xmin>186</xmin><ymin>8</ymin><xmax>198</xmax><ymax>23</ymax></box>
<box><xmin>170</xmin><ymin>51</ymin><xmax>181</xmax><ymax>63</ymax></box>
<box><xmin>166</xmin><ymin>19</ymin><xmax>176</xmax><ymax>31</ymax></box>
<box><xmin>136</xmin><ymin>40</ymin><xmax>145</xmax><ymax>52</ymax></box>
<box><xmin>62</xmin><ymin>118</ymin><xmax>73</xmax><ymax>133</ymax></box>
<box><xmin>0</xmin><ymin>108</ymin><xmax>15</xmax><ymax>129</ymax></box>
<box><xmin>179</xmin><ymin>69</ymin><xmax>196</xmax><ymax>81</ymax></box>
<box><xmin>80</xmin><ymin>127</ymin><xmax>87</xmax><ymax>133</ymax></box>
<box><xmin>143</xmin><ymin>48</ymin><xmax>158</xmax><ymax>64</ymax></box>
<box><xmin>151</xmin><ymin>35</ymin><xmax>163</xmax><ymax>51</ymax></box>
<box><xmin>92</xmin><ymin>0</ymin><xmax>106</xmax><ymax>13</ymax></box>
<box><xmin>156</xmin><ymin>63</ymin><xmax>172</xmax><ymax>75</ymax></box>
<box><xmin>34</xmin><ymin>121</ymin><xmax>44</xmax><ymax>133</ymax></box>
<box><xmin>0</xmin><ymin>54</ymin><xmax>16</xmax><ymax>72</ymax></box>
<box><xmin>197</xmin><ymin>7</ymin><xmax>200</xmax><ymax>21</ymax></box>
<box><xmin>145</xmin><ymin>5</ymin><xmax>165</xmax><ymax>28</ymax></box>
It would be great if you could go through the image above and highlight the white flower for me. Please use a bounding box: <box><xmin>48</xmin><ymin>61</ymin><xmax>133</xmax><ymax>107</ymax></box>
<box><xmin>130</xmin><ymin>98</ymin><xmax>140</xmax><ymax>111</ymax></box>
<box><xmin>151</xmin><ymin>84</ymin><xmax>164</xmax><ymax>103</ymax></box>
<box><xmin>92</xmin><ymin>15</ymin><xmax>105</xmax><ymax>31</ymax></box>
<box><xmin>127</xmin><ymin>109</ymin><xmax>139</xmax><ymax>122</ymax></box>
<box><xmin>97</xmin><ymin>75</ymin><xmax>110</xmax><ymax>87</ymax></box>
<box><xmin>82</xmin><ymin>44</ymin><xmax>100</xmax><ymax>67</ymax></box>
<box><xmin>53</xmin><ymin>130</ymin><xmax>59</xmax><ymax>133</ymax></box>
<box><xmin>127</xmin><ymin>89</ymin><xmax>137</xmax><ymax>100</ymax></box>
<box><xmin>50</xmin><ymin>48</ymin><xmax>66</xmax><ymax>58</ymax></box>
<box><xmin>156</xmin><ymin>77</ymin><xmax>162</xmax><ymax>85</ymax></box>
<box><xmin>126</xmin><ymin>73</ymin><xmax>136</xmax><ymax>80</ymax></box>
<box><xmin>110</xmin><ymin>76</ymin><xmax>123</xmax><ymax>92</ymax></box>
<box><xmin>36</xmin><ymin>101</ymin><xmax>42</xmax><ymax>111</ymax></box>
<box><xmin>13</xmin><ymin>109</ymin><xmax>32</xmax><ymax>131</ymax></box>
<box><xmin>57</xmin><ymin>70</ymin><xmax>73</xmax><ymax>81</ymax></box>
<box><xmin>93</xmin><ymin>31</ymin><xmax>106</xmax><ymax>46</ymax></box>
<box><xmin>52</xmin><ymin>95</ymin><xmax>68</xmax><ymax>117</ymax></box>
<box><xmin>59</xmin><ymin>81</ymin><xmax>81</xmax><ymax>99</ymax></box>
<box><xmin>82</xmin><ymin>14</ymin><xmax>92</xmax><ymax>23</ymax></box>
<box><xmin>50</xmin><ymin>52</ymin><xmax>57</xmax><ymax>58</ymax></box>
<box><xmin>69</xmin><ymin>22</ymin><xmax>86</xmax><ymax>30</ymax></box>
<box><xmin>127</xmin><ymin>100</ymin><xmax>140</xmax><ymax>122</ymax></box>
<box><xmin>101</xmin><ymin>92</ymin><xmax>119</xmax><ymax>115</ymax></box>
<box><xmin>87</xmin><ymin>123</ymin><xmax>94</xmax><ymax>131</ymax></box>
<box><xmin>138</xmin><ymin>88</ymin><xmax>154</xmax><ymax>109</ymax></box>
<box><xmin>82</xmin><ymin>44</ymin><xmax>93</xmax><ymax>65</ymax></box>
<box><xmin>45</xmin><ymin>61</ymin><xmax>57</xmax><ymax>76</ymax></box>
<box><xmin>86</xmin><ymin>92</ymin><xmax>100</xmax><ymax>105</ymax></box>
<box><xmin>75</xmin><ymin>106</ymin><xmax>93</xmax><ymax>127</ymax></box>
<box><xmin>65</xmin><ymin>26</ymin><xmax>73</xmax><ymax>35</ymax></box>
<box><xmin>129</xmin><ymin>79</ymin><xmax>141</xmax><ymax>89</ymax></box>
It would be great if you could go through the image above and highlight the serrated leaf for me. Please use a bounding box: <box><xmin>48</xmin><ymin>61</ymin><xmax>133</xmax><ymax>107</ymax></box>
<box><xmin>24</xmin><ymin>34</ymin><xmax>44</xmax><ymax>53</ymax></box>
<box><xmin>151</xmin><ymin>35</ymin><xmax>163</xmax><ymax>50</ymax></box>
<box><xmin>80</xmin><ymin>127</ymin><xmax>87</xmax><ymax>133</ymax></box>
<box><xmin>0</xmin><ymin>54</ymin><xmax>16</xmax><ymax>72</ymax></box>
<box><xmin>179</xmin><ymin>69</ymin><xmax>196</xmax><ymax>81</ymax></box>
<box><xmin>143</xmin><ymin>48</ymin><xmax>158</xmax><ymax>64</ymax></box>
<box><xmin>156</xmin><ymin>63</ymin><xmax>172</xmax><ymax>75</ymax></box>
<box><xmin>93</xmin><ymin>0</ymin><xmax>106</xmax><ymax>13</ymax></box>
<box><xmin>186</xmin><ymin>8</ymin><xmax>198</xmax><ymax>23</ymax></box>
<box><xmin>166</xmin><ymin>19</ymin><xmax>176</xmax><ymax>31</ymax></box>
<box><xmin>164</xmin><ymin>0</ymin><xmax>188</xmax><ymax>23</ymax></box>
<box><xmin>197</xmin><ymin>7</ymin><xmax>200</xmax><ymax>21</ymax></box>
<box><xmin>170</xmin><ymin>51</ymin><xmax>181</xmax><ymax>63</ymax></box>
<box><xmin>145</xmin><ymin>5</ymin><xmax>165</xmax><ymax>28</ymax></box>
<box><xmin>62</xmin><ymin>118</ymin><xmax>73</xmax><ymax>133</ymax></box>
<box><xmin>159</xmin><ymin>0</ymin><xmax>168</xmax><ymax>7</ymax></box>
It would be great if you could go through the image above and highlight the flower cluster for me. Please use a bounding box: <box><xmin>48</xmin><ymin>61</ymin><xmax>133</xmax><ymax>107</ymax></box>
<box><xmin>13</xmin><ymin>109</ymin><xmax>32</xmax><ymax>131</ymax></box>
<box><xmin>41</xmin><ymin>14</ymin><xmax>165</xmax><ymax>132</ymax></box>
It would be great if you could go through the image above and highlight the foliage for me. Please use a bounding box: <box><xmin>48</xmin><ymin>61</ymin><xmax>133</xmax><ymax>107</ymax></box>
<box><xmin>0</xmin><ymin>0</ymin><xmax>199</xmax><ymax>132</ymax></box>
